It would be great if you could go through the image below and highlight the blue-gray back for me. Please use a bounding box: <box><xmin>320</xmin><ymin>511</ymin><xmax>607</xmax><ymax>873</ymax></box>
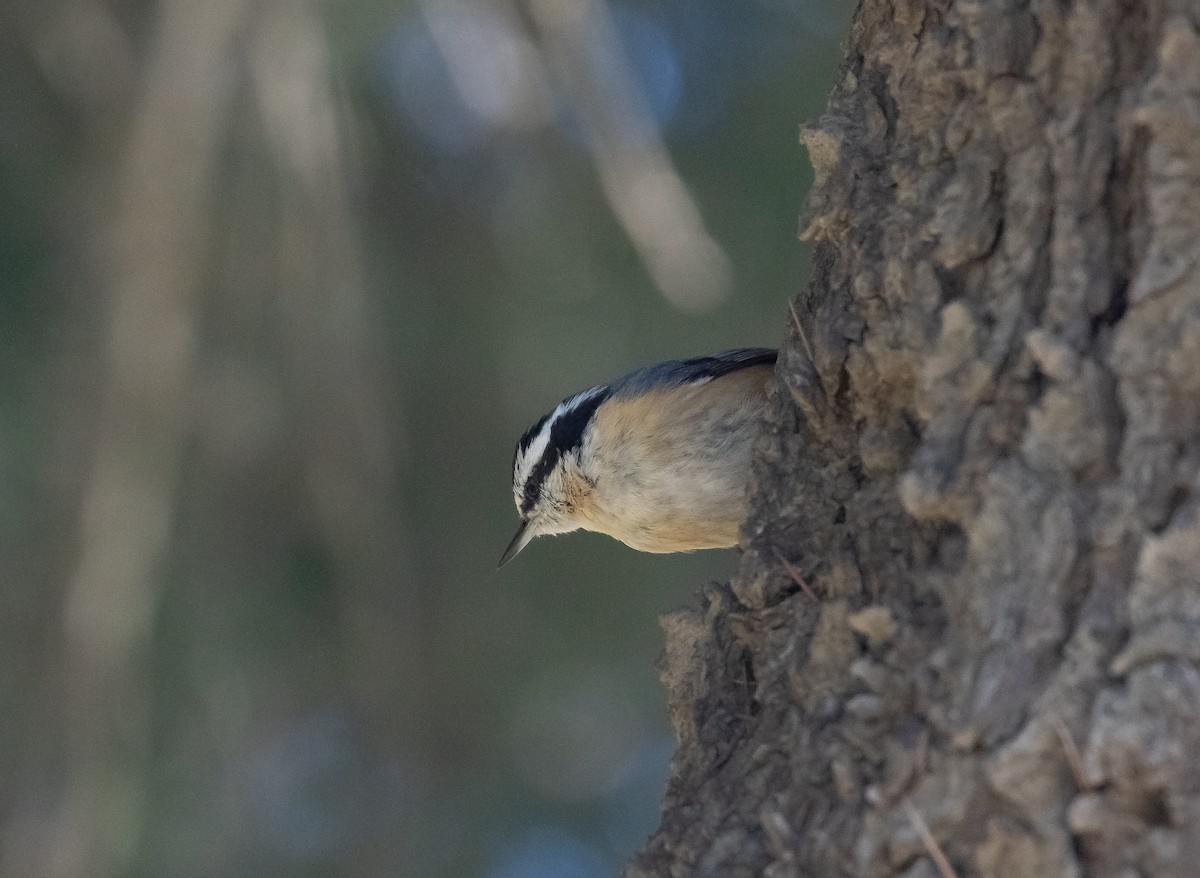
<box><xmin>609</xmin><ymin>348</ymin><xmax>777</xmax><ymax>399</ymax></box>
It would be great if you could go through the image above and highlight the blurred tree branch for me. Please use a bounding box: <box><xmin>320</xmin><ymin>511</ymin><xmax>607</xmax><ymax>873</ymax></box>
<box><xmin>44</xmin><ymin>1</ymin><xmax>250</xmax><ymax>875</ymax></box>
<box><xmin>424</xmin><ymin>0</ymin><xmax>733</xmax><ymax>311</ymax></box>
<box><xmin>525</xmin><ymin>0</ymin><xmax>733</xmax><ymax>312</ymax></box>
<box><xmin>5</xmin><ymin>0</ymin><xmax>425</xmax><ymax>874</ymax></box>
<box><xmin>249</xmin><ymin>2</ymin><xmax>429</xmax><ymax>847</ymax></box>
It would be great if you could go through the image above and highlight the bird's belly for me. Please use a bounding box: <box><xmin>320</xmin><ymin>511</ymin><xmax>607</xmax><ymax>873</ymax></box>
<box><xmin>584</xmin><ymin>459</ymin><xmax>752</xmax><ymax>552</ymax></box>
<box><xmin>581</xmin><ymin>383</ymin><xmax>768</xmax><ymax>553</ymax></box>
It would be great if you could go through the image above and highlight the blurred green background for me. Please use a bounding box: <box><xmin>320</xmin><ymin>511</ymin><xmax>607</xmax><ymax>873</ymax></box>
<box><xmin>0</xmin><ymin>0</ymin><xmax>849</xmax><ymax>875</ymax></box>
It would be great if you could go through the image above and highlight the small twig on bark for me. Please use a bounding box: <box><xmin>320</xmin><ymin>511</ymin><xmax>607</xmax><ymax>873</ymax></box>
<box><xmin>902</xmin><ymin>800</ymin><xmax>958</xmax><ymax>878</ymax></box>
<box><xmin>786</xmin><ymin>299</ymin><xmax>830</xmax><ymax>420</ymax></box>
<box><xmin>789</xmin><ymin>300</ymin><xmax>816</xmax><ymax>365</ymax></box>
<box><xmin>913</xmin><ymin>727</ymin><xmax>930</xmax><ymax>777</ymax></box>
<box><xmin>774</xmin><ymin>551</ymin><xmax>817</xmax><ymax>601</ymax></box>
<box><xmin>1052</xmin><ymin>718</ymin><xmax>1095</xmax><ymax>792</ymax></box>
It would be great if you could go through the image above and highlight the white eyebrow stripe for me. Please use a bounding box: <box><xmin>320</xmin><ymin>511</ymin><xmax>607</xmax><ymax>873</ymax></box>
<box><xmin>515</xmin><ymin>422</ymin><xmax>552</xmax><ymax>495</ymax></box>
<box><xmin>560</xmin><ymin>385</ymin><xmax>606</xmax><ymax>416</ymax></box>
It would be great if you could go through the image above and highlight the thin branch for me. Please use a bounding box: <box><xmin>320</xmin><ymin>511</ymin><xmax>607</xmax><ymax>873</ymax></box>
<box><xmin>527</xmin><ymin>0</ymin><xmax>731</xmax><ymax>311</ymax></box>
<box><xmin>902</xmin><ymin>800</ymin><xmax>959</xmax><ymax>878</ymax></box>
<box><xmin>1053</xmin><ymin>718</ymin><xmax>1095</xmax><ymax>793</ymax></box>
<box><xmin>774</xmin><ymin>551</ymin><xmax>817</xmax><ymax>601</ymax></box>
<box><xmin>789</xmin><ymin>299</ymin><xmax>816</xmax><ymax>365</ymax></box>
<box><xmin>48</xmin><ymin>1</ymin><xmax>249</xmax><ymax>876</ymax></box>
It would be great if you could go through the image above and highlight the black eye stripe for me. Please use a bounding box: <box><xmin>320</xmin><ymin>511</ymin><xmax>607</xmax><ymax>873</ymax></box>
<box><xmin>515</xmin><ymin>386</ymin><xmax>611</xmax><ymax>516</ymax></box>
<box><xmin>521</xmin><ymin>452</ymin><xmax>557</xmax><ymax>515</ymax></box>
<box><xmin>548</xmin><ymin>389</ymin><xmax>609</xmax><ymax>456</ymax></box>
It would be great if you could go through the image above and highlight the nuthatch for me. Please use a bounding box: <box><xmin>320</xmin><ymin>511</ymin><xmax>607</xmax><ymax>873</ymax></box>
<box><xmin>501</xmin><ymin>348</ymin><xmax>777</xmax><ymax>566</ymax></box>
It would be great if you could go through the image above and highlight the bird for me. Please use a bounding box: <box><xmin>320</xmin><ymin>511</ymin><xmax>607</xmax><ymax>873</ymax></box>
<box><xmin>500</xmin><ymin>348</ymin><xmax>777</xmax><ymax>566</ymax></box>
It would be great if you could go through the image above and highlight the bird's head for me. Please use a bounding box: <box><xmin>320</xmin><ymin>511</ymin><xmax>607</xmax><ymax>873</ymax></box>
<box><xmin>500</xmin><ymin>385</ymin><xmax>610</xmax><ymax>566</ymax></box>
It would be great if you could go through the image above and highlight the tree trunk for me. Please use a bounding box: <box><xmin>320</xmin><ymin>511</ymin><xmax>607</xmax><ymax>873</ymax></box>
<box><xmin>629</xmin><ymin>1</ymin><xmax>1200</xmax><ymax>876</ymax></box>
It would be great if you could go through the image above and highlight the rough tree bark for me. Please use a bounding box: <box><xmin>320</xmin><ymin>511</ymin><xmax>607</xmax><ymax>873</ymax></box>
<box><xmin>629</xmin><ymin>1</ymin><xmax>1200</xmax><ymax>876</ymax></box>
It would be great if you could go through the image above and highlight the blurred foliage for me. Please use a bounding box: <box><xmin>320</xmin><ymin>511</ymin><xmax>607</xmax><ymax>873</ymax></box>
<box><xmin>0</xmin><ymin>0</ymin><xmax>850</xmax><ymax>876</ymax></box>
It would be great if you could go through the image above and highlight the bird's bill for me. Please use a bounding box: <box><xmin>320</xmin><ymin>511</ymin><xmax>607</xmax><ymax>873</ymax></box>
<box><xmin>498</xmin><ymin>520</ymin><xmax>535</xmax><ymax>568</ymax></box>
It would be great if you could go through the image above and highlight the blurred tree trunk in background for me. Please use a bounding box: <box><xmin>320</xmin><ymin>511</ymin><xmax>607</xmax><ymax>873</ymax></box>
<box><xmin>630</xmin><ymin>1</ymin><xmax>1200</xmax><ymax>876</ymax></box>
<box><xmin>1</xmin><ymin>1</ymin><xmax>420</xmax><ymax>876</ymax></box>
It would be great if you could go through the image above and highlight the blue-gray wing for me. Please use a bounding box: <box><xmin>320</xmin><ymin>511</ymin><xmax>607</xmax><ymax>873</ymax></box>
<box><xmin>610</xmin><ymin>348</ymin><xmax>777</xmax><ymax>398</ymax></box>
